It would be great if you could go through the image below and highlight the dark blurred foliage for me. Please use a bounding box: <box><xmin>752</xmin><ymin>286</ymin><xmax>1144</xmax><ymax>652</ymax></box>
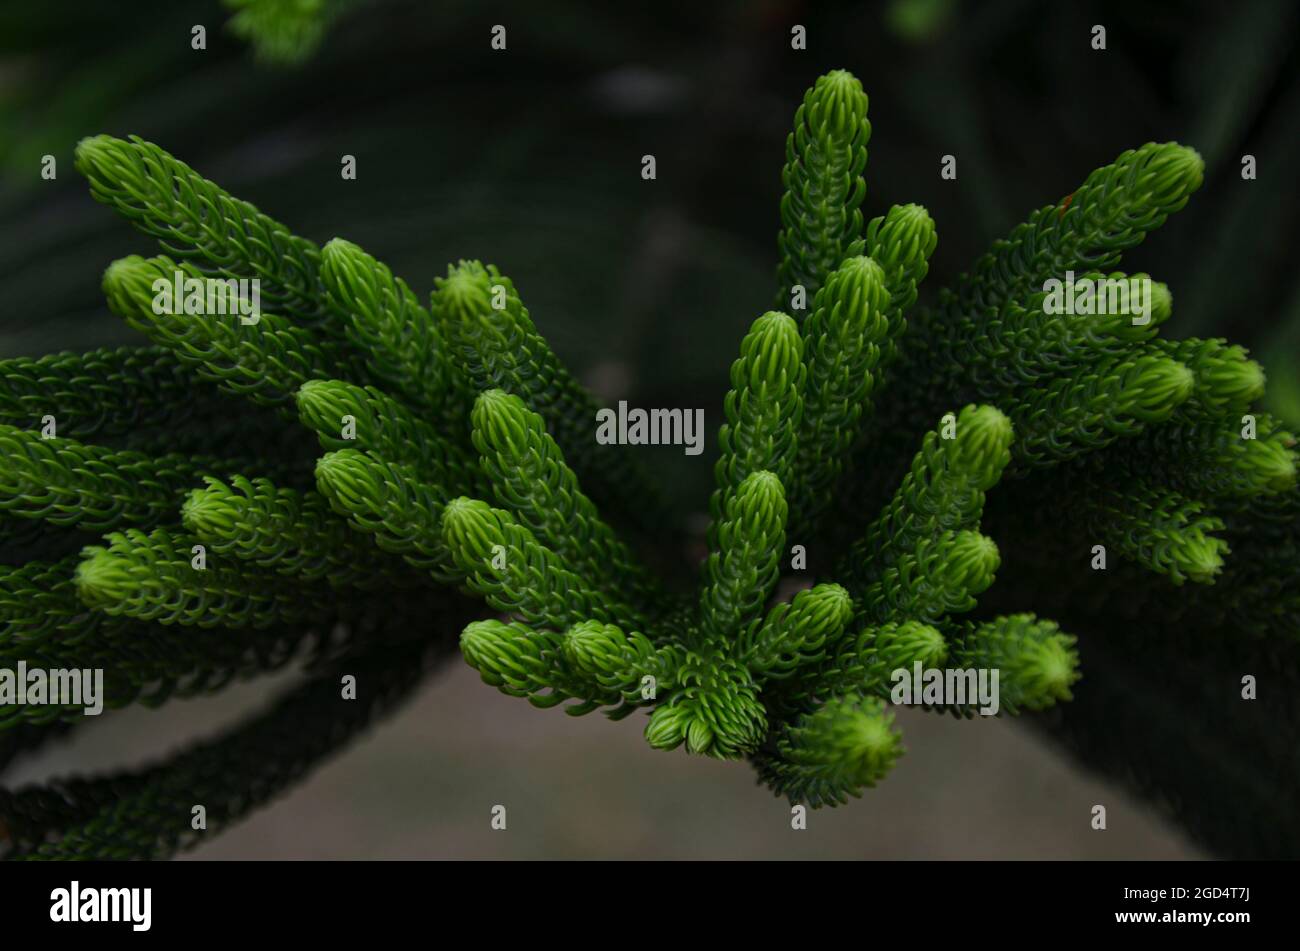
<box><xmin>3</xmin><ymin>0</ymin><xmax>1296</xmax><ymax>457</ymax></box>
<box><xmin>0</xmin><ymin>0</ymin><xmax>1297</xmax><ymax>856</ymax></box>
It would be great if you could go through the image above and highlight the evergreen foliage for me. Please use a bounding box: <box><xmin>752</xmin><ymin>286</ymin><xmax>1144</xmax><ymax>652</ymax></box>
<box><xmin>1</xmin><ymin>69</ymin><xmax>1295</xmax><ymax>859</ymax></box>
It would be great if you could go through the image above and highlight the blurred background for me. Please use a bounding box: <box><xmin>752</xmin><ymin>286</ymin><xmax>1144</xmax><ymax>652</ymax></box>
<box><xmin>2</xmin><ymin>0</ymin><xmax>1296</xmax><ymax>858</ymax></box>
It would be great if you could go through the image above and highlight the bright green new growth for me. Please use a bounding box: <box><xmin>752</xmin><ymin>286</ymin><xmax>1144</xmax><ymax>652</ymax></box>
<box><xmin>431</xmin><ymin>260</ymin><xmax>665</xmax><ymax>526</ymax></box>
<box><xmin>1003</xmin><ymin>355</ymin><xmax>1195</xmax><ymax>468</ymax></box>
<box><xmin>312</xmin><ymin>448</ymin><xmax>460</xmax><ymax>582</ymax></box>
<box><xmin>0</xmin><ymin>424</ymin><xmax>234</xmax><ymax>531</ymax></box>
<box><xmin>935</xmin><ymin>141</ymin><xmax>1204</xmax><ymax>322</ymax></box>
<box><xmin>737</xmin><ymin>583</ymin><xmax>854</xmax><ymax>679</ymax></box>
<box><xmin>76</xmin><ymin>527</ymin><xmax>335</xmax><ymax>629</ymax></box>
<box><xmin>296</xmin><ymin>377</ymin><xmax>482</xmax><ymax>490</ymax></box>
<box><xmin>714</xmin><ymin>312</ymin><xmax>806</xmax><ymax>489</ymax></box>
<box><xmin>776</xmin><ymin>69</ymin><xmax>872</xmax><ymax>309</ymax></box>
<box><xmin>441</xmin><ymin>496</ymin><xmax>636</xmax><ymax>629</ymax></box>
<box><xmin>699</xmin><ymin>470</ymin><xmax>788</xmax><ymax>640</ymax></box>
<box><xmin>947</xmin><ymin>615</ymin><xmax>1080</xmax><ymax>716</ymax></box>
<box><xmin>789</xmin><ymin>256</ymin><xmax>891</xmax><ymax>528</ymax></box>
<box><xmin>1110</xmin><ymin>413</ymin><xmax>1297</xmax><ymax>499</ymax></box>
<box><xmin>76</xmin><ymin>135</ymin><xmax>332</xmax><ymax>327</ymax></box>
<box><xmin>319</xmin><ymin>237</ymin><xmax>447</xmax><ymax>410</ymax></box>
<box><xmin>102</xmin><ymin>254</ymin><xmax>356</xmax><ymax>409</ymax></box>
<box><xmin>753</xmin><ymin>694</ymin><xmax>903</xmax><ymax>807</ymax></box>
<box><xmin>843</xmin><ymin>403</ymin><xmax>1013</xmax><ymax>585</ymax></box>
<box><xmin>865</xmin><ymin>204</ymin><xmax>939</xmax><ymax>355</ymax></box>
<box><xmin>470</xmin><ymin>389</ymin><xmax>657</xmax><ymax>615</ymax></box>
<box><xmin>859</xmin><ymin>529</ymin><xmax>1002</xmax><ymax>625</ymax></box>
<box><xmin>828</xmin><ymin>622</ymin><xmax>950</xmax><ymax>701</ymax></box>
<box><xmin>3</xmin><ymin>69</ymin><xmax>1298</xmax><ymax>859</ymax></box>
<box><xmin>182</xmin><ymin>474</ymin><xmax>419</xmax><ymax>589</ymax></box>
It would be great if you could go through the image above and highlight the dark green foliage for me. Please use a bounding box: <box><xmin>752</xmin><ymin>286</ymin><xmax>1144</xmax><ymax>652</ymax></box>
<box><xmin>1</xmin><ymin>68</ymin><xmax>1296</xmax><ymax>860</ymax></box>
<box><xmin>2</xmin><ymin>631</ymin><xmax>460</xmax><ymax>859</ymax></box>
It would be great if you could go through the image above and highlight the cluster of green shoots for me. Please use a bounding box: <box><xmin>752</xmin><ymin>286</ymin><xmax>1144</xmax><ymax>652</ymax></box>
<box><xmin>1</xmin><ymin>68</ymin><xmax>1295</xmax><ymax>858</ymax></box>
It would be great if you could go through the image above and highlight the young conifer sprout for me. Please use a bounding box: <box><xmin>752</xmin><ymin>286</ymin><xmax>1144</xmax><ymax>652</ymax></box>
<box><xmin>1</xmin><ymin>68</ymin><xmax>1296</xmax><ymax>859</ymax></box>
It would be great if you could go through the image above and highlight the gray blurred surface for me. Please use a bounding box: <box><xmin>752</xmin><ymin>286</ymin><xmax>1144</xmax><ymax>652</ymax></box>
<box><xmin>12</xmin><ymin>662</ymin><xmax>1202</xmax><ymax>859</ymax></box>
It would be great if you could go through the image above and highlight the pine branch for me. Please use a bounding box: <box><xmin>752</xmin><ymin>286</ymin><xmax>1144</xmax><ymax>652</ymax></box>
<box><xmin>644</xmin><ymin>651</ymin><xmax>767</xmax><ymax>759</ymax></box>
<box><xmin>1001</xmin><ymin>354</ymin><xmax>1194</xmax><ymax>469</ymax></box>
<box><xmin>738</xmin><ymin>582</ymin><xmax>854</xmax><ymax>680</ymax></box>
<box><xmin>5</xmin><ymin>564</ymin><xmax>438</xmax><ymax>725</ymax></box>
<box><xmin>76</xmin><ymin>527</ymin><xmax>337</xmax><ymax>629</ymax></box>
<box><xmin>863</xmin><ymin>203</ymin><xmax>938</xmax><ymax>364</ymax></box>
<box><xmin>103</xmin><ymin>255</ymin><xmax>356</xmax><ymax>410</ymax></box>
<box><xmin>1100</xmin><ymin>414</ymin><xmax>1297</xmax><ymax>499</ymax></box>
<box><xmin>2</xmin><ymin>634</ymin><xmax>457</xmax><ymax>860</ymax></box>
<box><xmin>296</xmin><ymin>378</ymin><xmax>484</xmax><ymax>493</ymax></box>
<box><xmin>859</xmin><ymin>529</ymin><xmax>1000</xmax><ymax>625</ymax></box>
<box><xmin>0</xmin><ymin>347</ymin><xmax>237</xmax><ymax>443</ymax></box>
<box><xmin>0</xmin><ymin>424</ymin><xmax>232</xmax><ymax>533</ymax></box>
<box><xmin>441</xmin><ymin>497</ymin><xmax>635</xmax><ymax>629</ymax></box>
<box><xmin>224</xmin><ymin>0</ymin><xmax>354</xmax><ymax>66</ymax></box>
<box><xmin>2</xmin><ymin>555</ymin><xmax>129</xmax><ymax>647</ymax></box>
<box><xmin>313</xmin><ymin>449</ymin><xmax>460</xmax><ymax>582</ymax></box>
<box><xmin>933</xmin><ymin>141</ymin><xmax>1204</xmax><ymax>327</ymax></box>
<box><xmin>458</xmin><ymin>618</ymin><xmax>671</xmax><ymax>718</ymax></box>
<box><xmin>709</xmin><ymin>310</ymin><xmax>804</xmax><ymax>541</ymax></box>
<box><xmin>788</xmin><ymin>258</ymin><xmax>890</xmax><ymax>530</ymax></box>
<box><xmin>76</xmin><ymin>134</ymin><xmax>332</xmax><ymax>327</ymax></box>
<box><xmin>562</xmin><ymin>620</ymin><xmax>684</xmax><ymax>712</ymax></box>
<box><xmin>1</xmin><ymin>69</ymin><xmax>1290</xmax><ymax>852</ymax></box>
<box><xmin>432</xmin><ymin>260</ymin><xmax>668</xmax><ymax>529</ymax></box>
<box><xmin>776</xmin><ymin>70</ymin><xmax>871</xmax><ymax>310</ymax></box>
<box><xmin>1073</xmin><ymin>479</ymin><xmax>1229</xmax><ymax>585</ymax></box>
<box><xmin>842</xmin><ymin>404</ymin><xmax>1012</xmax><ymax>585</ymax></box>
<box><xmin>1153</xmin><ymin>337</ymin><xmax>1267</xmax><ymax>420</ymax></box>
<box><xmin>319</xmin><ymin>237</ymin><xmax>447</xmax><ymax>409</ymax></box>
<box><xmin>182</xmin><ymin>474</ymin><xmax>420</xmax><ymax>589</ymax></box>
<box><xmin>698</xmin><ymin>470</ymin><xmax>788</xmax><ymax>643</ymax></box>
<box><xmin>752</xmin><ymin>693</ymin><xmax>903</xmax><ymax>807</ymax></box>
<box><xmin>460</xmin><ymin>619</ymin><xmax>601</xmax><ymax>711</ymax></box>
<box><xmin>796</xmin><ymin>620</ymin><xmax>950</xmax><ymax>710</ymax></box>
<box><xmin>948</xmin><ymin>274</ymin><xmax>1172</xmax><ymax>399</ymax></box>
<box><xmin>944</xmin><ymin>614</ymin><xmax>1080</xmax><ymax>716</ymax></box>
<box><xmin>471</xmin><ymin>389</ymin><xmax>658</xmax><ymax>616</ymax></box>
